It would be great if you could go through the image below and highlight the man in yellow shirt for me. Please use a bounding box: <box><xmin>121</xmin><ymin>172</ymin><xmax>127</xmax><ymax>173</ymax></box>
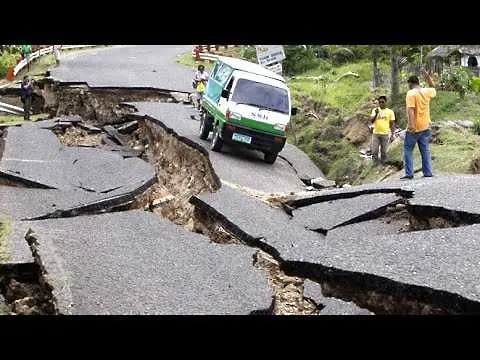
<box><xmin>370</xmin><ymin>95</ymin><xmax>396</xmax><ymax>166</ymax></box>
<box><xmin>402</xmin><ymin>69</ymin><xmax>436</xmax><ymax>179</ymax></box>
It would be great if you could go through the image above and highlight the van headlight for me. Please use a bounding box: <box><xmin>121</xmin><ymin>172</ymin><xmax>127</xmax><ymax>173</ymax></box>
<box><xmin>273</xmin><ymin>123</ymin><xmax>287</xmax><ymax>131</ymax></box>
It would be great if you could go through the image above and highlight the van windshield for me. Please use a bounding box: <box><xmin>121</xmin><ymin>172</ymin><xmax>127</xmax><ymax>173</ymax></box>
<box><xmin>231</xmin><ymin>79</ymin><xmax>289</xmax><ymax>114</ymax></box>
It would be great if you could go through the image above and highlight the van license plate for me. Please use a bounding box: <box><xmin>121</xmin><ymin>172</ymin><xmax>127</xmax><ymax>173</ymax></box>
<box><xmin>232</xmin><ymin>133</ymin><xmax>252</xmax><ymax>144</ymax></box>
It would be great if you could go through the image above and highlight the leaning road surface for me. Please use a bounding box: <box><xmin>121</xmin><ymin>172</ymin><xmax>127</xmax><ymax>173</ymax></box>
<box><xmin>15</xmin><ymin>211</ymin><xmax>273</xmax><ymax>315</ymax></box>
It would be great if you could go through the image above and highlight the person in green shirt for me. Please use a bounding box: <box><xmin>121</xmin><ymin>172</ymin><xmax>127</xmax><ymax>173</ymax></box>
<box><xmin>21</xmin><ymin>45</ymin><xmax>32</xmax><ymax>71</ymax></box>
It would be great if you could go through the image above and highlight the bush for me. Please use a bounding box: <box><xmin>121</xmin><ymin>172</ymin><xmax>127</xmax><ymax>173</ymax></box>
<box><xmin>470</xmin><ymin>77</ymin><xmax>480</xmax><ymax>93</ymax></box>
<box><xmin>0</xmin><ymin>52</ymin><xmax>20</xmax><ymax>78</ymax></box>
<box><xmin>238</xmin><ymin>46</ymin><xmax>256</xmax><ymax>62</ymax></box>
<box><xmin>319</xmin><ymin>126</ymin><xmax>343</xmax><ymax>142</ymax></box>
<box><xmin>438</xmin><ymin>66</ymin><xmax>472</xmax><ymax>98</ymax></box>
<box><xmin>331</xmin><ymin>47</ymin><xmax>355</xmax><ymax>66</ymax></box>
<box><xmin>473</xmin><ymin>119</ymin><xmax>480</xmax><ymax>136</ymax></box>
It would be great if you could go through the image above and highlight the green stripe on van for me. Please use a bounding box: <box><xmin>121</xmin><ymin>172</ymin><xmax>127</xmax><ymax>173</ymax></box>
<box><xmin>203</xmin><ymin>97</ymin><xmax>285</xmax><ymax>137</ymax></box>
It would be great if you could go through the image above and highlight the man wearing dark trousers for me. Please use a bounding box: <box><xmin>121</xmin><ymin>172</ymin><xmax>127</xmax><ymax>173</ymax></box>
<box><xmin>20</xmin><ymin>76</ymin><xmax>33</xmax><ymax>120</ymax></box>
<box><xmin>370</xmin><ymin>95</ymin><xmax>396</xmax><ymax>166</ymax></box>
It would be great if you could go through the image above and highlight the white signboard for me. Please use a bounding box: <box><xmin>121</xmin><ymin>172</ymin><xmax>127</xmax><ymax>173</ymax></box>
<box><xmin>256</xmin><ymin>45</ymin><xmax>286</xmax><ymax>67</ymax></box>
<box><xmin>266</xmin><ymin>62</ymin><xmax>283</xmax><ymax>75</ymax></box>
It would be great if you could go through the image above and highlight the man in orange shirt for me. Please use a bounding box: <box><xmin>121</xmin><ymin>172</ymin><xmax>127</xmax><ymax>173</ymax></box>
<box><xmin>401</xmin><ymin>69</ymin><xmax>436</xmax><ymax>179</ymax></box>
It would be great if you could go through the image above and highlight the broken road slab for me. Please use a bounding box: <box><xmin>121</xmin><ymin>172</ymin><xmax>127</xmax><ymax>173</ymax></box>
<box><xmin>0</xmin><ymin>125</ymin><xmax>156</xmax><ymax>194</ymax></box>
<box><xmin>287</xmin><ymin>174</ymin><xmax>480</xmax><ymax>217</ymax></box>
<box><xmin>404</xmin><ymin>175</ymin><xmax>480</xmax><ymax>215</ymax></box>
<box><xmin>0</xmin><ymin>174</ymin><xmax>154</xmax><ymax>221</ymax></box>
<box><xmin>98</xmin><ymin>144</ymin><xmax>142</xmax><ymax>158</ymax></box>
<box><xmin>115</xmin><ymin>120</ymin><xmax>138</xmax><ymax>134</ymax></box>
<box><xmin>326</xmin><ymin>216</ymin><xmax>409</xmax><ymax>240</ymax></box>
<box><xmin>290</xmin><ymin>193</ymin><xmax>402</xmax><ymax>231</ymax></box>
<box><xmin>279</xmin><ymin>143</ymin><xmax>326</xmax><ymax>182</ymax></box>
<box><xmin>77</xmin><ymin>123</ymin><xmax>103</xmax><ymax>133</ymax></box>
<box><xmin>29</xmin><ymin>115</ymin><xmax>83</xmax><ymax>130</ymax></box>
<box><xmin>0</xmin><ymin>186</ymin><xmax>112</xmax><ymax>220</ymax></box>
<box><xmin>2</xmin><ymin>125</ymin><xmax>61</xmax><ymax>161</ymax></box>
<box><xmin>299</xmin><ymin>224</ymin><xmax>480</xmax><ymax>312</ymax></box>
<box><xmin>0</xmin><ymin>220</ymin><xmax>33</xmax><ymax>265</ymax></box>
<box><xmin>23</xmin><ymin>210</ymin><xmax>273</xmax><ymax>315</ymax></box>
<box><xmin>103</xmin><ymin>125</ymin><xmax>127</xmax><ymax>146</ymax></box>
<box><xmin>128</xmin><ymin>101</ymin><xmax>309</xmax><ymax>194</ymax></box>
<box><xmin>303</xmin><ymin>280</ymin><xmax>373</xmax><ymax>315</ymax></box>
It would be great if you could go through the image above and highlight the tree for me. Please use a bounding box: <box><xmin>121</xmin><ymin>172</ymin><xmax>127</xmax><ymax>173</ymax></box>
<box><xmin>372</xmin><ymin>46</ymin><xmax>381</xmax><ymax>94</ymax></box>
<box><xmin>391</xmin><ymin>46</ymin><xmax>400</xmax><ymax>102</ymax></box>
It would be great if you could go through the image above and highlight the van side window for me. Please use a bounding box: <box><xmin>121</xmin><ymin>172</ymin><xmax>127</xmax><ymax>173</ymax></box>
<box><xmin>214</xmin><ymin>64</ymin><xmax>233</xmax><ymax>85</ymax></box>
<box><xmin>211</xmin><ymin>62</ymin><xmax>221</xmax><ymax>79</ymax></box>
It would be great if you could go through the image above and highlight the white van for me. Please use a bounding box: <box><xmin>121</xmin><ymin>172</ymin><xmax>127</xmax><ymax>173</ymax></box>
<box><xmin>199</xmin><ymin>56</ymin><xmax>297</xmax><ymax>164</ymax></box>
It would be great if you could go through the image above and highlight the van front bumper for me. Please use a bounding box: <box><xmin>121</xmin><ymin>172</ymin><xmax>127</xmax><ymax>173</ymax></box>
<box><xmin>220</xmin><ymin>123</ymin><xmax>286</xmax><ymax>153</ymax></box>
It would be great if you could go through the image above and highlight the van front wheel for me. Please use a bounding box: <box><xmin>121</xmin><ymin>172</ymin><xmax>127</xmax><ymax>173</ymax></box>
<box><xmin>264</xmin><ymin>152</ymin><xmax>278</xmax><ymax>164</ymax></box>
<box><xmin>199</xmin><ymin>112</ymin><xmax>212</xmax><ymax>140</ymax></box>
<box><xmin>211</xmin><ymin>126</ymin><xmax>223</xmax><ymax>152</ymax></box>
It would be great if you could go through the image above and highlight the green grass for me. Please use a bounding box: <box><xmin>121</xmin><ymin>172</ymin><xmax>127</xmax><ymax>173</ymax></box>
<box><xmin>0</xmin><ymin>220</ymin><xmax>12</xmax><ymax>262</ymax></box>
<box><xmin>0</xmin><ymin>113</ymin><xmax>49</xmax><ymax>126</ymax></box>
<box><xmin>289</xmin><ymin>60</ymin><xmax>391</xmax><ymax>117</ymax></box>
<box><xmin>430</xmin><ymin>92</ymin><xmax>480</xmax><ymax>122</ymax></box>
<box><xmin>175</xmin><ymin>52</ymin><xmax>215</xmax><ymax>71</ymax></box>
<box><xmin>430</xmin><ymin>128</ymin><xmax>480</xmax><ymax>173</ymax></box>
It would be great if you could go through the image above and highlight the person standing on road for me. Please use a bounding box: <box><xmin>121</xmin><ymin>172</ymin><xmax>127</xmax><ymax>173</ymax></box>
<box><xmin>53</xmin><ymin>45</ymin><xmax>62</xmax><ymax>65</ymax></box>
<box><xmin>20</xmin><ymin>76</ymin><xmax>33</xmax><ymax>120</ymax></box>
<box><xmin>193</xmin><ymin>64</ymin><xmax>209</xmax><ymax>111</ymax></box>
<box><xmin>370</xmin><ymin>95</ymin><xmax>396</xmax><ymax>166</ymax></box>
<box><xmin>21</xmin><ymin>45</ymin><xmax>32</xmax><ymax>72</ymax></box>
<box><xmin>401</xmin><ymin>69</ymin><xmax>436</xmax><ymax>179</ymax></box>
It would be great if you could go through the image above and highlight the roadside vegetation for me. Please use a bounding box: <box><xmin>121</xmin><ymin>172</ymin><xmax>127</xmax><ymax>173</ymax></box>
<box><xmin>0</xmin><ymin>113</ymin><xmax>49</xmax><ymax>126</ymax></box>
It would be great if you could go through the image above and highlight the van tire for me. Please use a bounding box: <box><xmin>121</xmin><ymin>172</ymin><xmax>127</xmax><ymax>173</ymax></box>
<box><xmin>264</xmin><ymin>152</ymin><xmax>278</xmax><ymax>164</ymax></box>
<box><xmin>211</xmin><ymin>126</ymin><xmax>223</xmax><ymax>152</ymax></box>
<box><xmin>199</xmin><ymin>112</ymin><xmax>212</xmax><ymax>140</ymax></box>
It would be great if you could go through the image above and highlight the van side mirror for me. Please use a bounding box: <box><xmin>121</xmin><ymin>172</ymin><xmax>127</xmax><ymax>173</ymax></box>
<box><xmin>291</xmin><ymin>107</ymin><xmax>298</xmax><ymax>116</ymax></box>
<box><xmin>221</xmin><ymin>89</ymin><xmax>229</xmax><ymax>98</ymax></box>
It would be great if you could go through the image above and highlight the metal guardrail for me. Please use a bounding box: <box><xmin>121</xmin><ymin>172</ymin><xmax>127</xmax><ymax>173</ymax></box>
<box><xmin>0</xmin><ymin>105</ymin><xmax>21</xmax><ymax>115</ymax></box>
<box><xmin>199</xmin><ymin>53</ymin><xmax>220</xmax><ymax>61</ymax></box>
<box><xmin>13</xmin><ymin>45</ymin><xmax>98</xmax><ymax>76</ymax></box>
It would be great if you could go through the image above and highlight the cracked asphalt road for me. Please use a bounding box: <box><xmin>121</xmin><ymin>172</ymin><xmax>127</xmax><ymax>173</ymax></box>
<box><xmin>3</xmin><ymin>45</ymin><xmax>480</xmax><ymax>314</ymax></box>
